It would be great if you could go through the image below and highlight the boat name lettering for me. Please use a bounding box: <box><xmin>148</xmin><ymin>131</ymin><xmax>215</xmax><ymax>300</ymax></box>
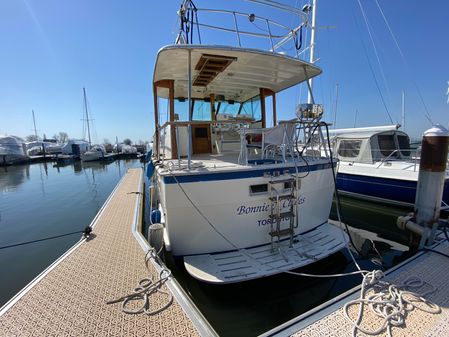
<box><xmin>236</xmin><ymin>196</ymin><xmax>305</xmax><ymax>215</ymax></box>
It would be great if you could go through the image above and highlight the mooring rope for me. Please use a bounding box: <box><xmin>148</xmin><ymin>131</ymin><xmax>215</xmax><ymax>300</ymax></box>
<box><xmin>106</xmin><ymin>248</ymin><xmax>173</xmax><ymax>315</ymax></box>
<box><xmin>343</xmin><ymin>270</ymin><xmax>440</xmax><ymax>337</ymax></box>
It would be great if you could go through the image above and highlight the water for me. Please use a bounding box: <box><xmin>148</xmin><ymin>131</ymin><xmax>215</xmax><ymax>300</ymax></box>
<box><xmin>1</xmin><ymin>161</ymin><xmax>415</xmax><ymax>336</ymax></box>
<box><xmin>0</xmin><ymin>159</ymin><xmax>142</xmax><ymax>306</ymax></box>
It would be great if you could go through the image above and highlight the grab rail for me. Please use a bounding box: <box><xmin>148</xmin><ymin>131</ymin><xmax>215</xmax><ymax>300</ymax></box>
<box><xmin>176</xmin><ymin>5</ymin><xmax>307</xmax><ymax>57</ymax></box>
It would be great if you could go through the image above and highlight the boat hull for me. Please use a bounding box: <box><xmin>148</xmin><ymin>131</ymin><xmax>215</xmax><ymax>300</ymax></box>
<box><xmin>336</xmin><ymin>172</ymin><xmax>449</xmax><ymax>207</ymax></box>
<box><xmin>157</xmin><ymin>163</ymin><xmax>335</xmax><ymax>256</ymax></box>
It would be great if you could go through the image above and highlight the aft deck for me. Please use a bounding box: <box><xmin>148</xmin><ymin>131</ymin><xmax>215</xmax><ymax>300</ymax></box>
<box><xmin>0</xmin><ymin>168</ymin><xmax>212</xmax><ymax>336</ymax></box>
<box><xmin>158</xmin><ymin>152</ymin><xmax>330</xmax><ymax>176</ymax></box>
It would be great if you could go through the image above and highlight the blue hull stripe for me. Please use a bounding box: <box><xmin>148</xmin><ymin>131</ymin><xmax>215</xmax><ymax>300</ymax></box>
<box><xmin>337</xmin><ymin>172</ymin><xmax>449</xmax><ymax>205</ymax></box>
<box><xmin>162</xmin><ymin>162</ymin><xmax>333</xmax><ymax>184</ymax></box>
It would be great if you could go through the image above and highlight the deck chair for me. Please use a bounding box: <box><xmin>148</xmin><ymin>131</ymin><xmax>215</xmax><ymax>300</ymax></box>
<box><xmin>261</xmin><ymin>122</ymin><xmax>296</xmax><ymax>161</ymax></box>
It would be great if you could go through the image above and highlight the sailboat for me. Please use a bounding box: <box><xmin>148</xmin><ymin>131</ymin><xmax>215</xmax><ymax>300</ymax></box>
<box><xmin>80</xmin><ymin>88</ymin><xmax>113</xmax><ymax>162</ymax></box>
<box><xmin>147</xmin><ymin>0</ymin><xmax>348</xmax><ymax>283</ymax></box>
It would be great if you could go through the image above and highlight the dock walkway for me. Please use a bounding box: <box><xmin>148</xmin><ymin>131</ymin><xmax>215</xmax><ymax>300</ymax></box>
<box><xmin>0</xmin><ymin>168</ymin><xmax>203</xmax><ymax>337</ymax></box>
<box><xmin>265</xmin><ymin>240</ymin><xmax>449</xmax><ymax>337</ymax></box>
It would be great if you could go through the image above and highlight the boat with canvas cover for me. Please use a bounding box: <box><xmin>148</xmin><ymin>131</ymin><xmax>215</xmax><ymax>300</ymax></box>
<box><xmin>0</xmin><ymin>135</ymin><xmax>27</xmax><ymax>166</ymax></box>
<box><xmin>147</xmin><ymin>0</ymin><xmax>348</xmax><ymax>283</ymax></box>
<box><xmin>328</xmin><ymin>124</ymin><xmax>449</xmax><ymax>207</ymax></box>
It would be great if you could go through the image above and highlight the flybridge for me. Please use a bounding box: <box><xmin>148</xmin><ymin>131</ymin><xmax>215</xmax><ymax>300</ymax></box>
<box><xmin>175</xmin><ymin>0</ymin><xmax>309</xmax><ymax>58</ymax></box>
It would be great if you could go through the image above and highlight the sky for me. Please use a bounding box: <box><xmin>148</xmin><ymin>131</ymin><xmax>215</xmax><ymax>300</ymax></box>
<box><xmin>1</xmin><ymin>0</ymin><xmax>448</xmax><ymax>143</ymax></box>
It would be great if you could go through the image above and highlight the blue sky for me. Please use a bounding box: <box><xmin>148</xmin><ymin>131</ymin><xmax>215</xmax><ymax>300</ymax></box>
<box><xmin>1</xmin><ymin>0</ymin><xmax>448</xmax><ymax>143</ymax></box>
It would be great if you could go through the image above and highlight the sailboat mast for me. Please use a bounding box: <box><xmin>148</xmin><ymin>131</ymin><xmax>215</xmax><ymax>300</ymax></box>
<box><xmin>402</xmin><ymin>90</ymin><xmax>405</xmax><ymax>131</ymax></box>
<box><xmin>307</xmin><ymin>0</ymin><xmax>317</xmax><ymax>104</ymax></box>
<box><xmin>83</xmin><ymin>87</ymin><xmax>92</xmax><ymax>146</ymax></box>
<box><xmin>32</xmin><ymin>110</ymin><xmax>38</xmax><ymax>138</ymax></box>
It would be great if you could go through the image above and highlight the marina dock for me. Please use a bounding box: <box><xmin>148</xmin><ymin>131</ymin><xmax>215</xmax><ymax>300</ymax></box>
<box><xmin>0</xmin><ymin>168</ymin><xmax>211</xmax><ymax>336</ymax></box>
<box><xmin>265</xmin><ymin>240</ymin><xmax>449</xmax><ymax>337</ymax></box>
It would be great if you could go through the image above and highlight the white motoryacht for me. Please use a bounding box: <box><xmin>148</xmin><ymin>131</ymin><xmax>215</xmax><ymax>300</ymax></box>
<box><xmin>147</xmin><ymin>2</ymin><xmax>348</xmax><ymax>284</ymax></box>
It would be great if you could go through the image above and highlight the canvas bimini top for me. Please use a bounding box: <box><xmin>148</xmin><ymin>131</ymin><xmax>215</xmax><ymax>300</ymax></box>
<box><xmin>153</xmin><ymin>45</ymin><xmax>322</xmax><ymax>102</ymax></box>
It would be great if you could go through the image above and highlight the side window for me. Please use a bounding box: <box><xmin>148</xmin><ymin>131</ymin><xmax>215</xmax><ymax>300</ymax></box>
<box><xmin>337</xmin><ymin>140</ymin><xmax>362</xmax><ymax>157</ymax></box>
<box><xmin>397</xmin><ymin>135</ymin><xmax>411</xmax><ymax>157</ymax></box>
<box><xmin>377</xmin><ymin>135</ymin><xmax>396</xmax><ymax>157</ymax></box>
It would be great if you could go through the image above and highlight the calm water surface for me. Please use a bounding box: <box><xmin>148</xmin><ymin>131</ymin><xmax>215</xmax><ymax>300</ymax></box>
<box><xmin>1</xmin><ymin>160</ymin><xmax>415</xmax><ymax>337</ymax></box>
<box><xmin>0</xmin><ymin>160</ymin><xmax>141</xmax><ymax>306</ymax></box>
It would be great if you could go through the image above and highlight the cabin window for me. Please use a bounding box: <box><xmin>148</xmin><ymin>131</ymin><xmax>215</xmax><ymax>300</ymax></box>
<box><xmin>241</xmin><ymin>95</ymin><xmax>262</xmax><ymax>121</ymax></box>
<box><xmin>250</xmin><ymin>184</ymin><xmax>268</xmax><ymax>195</ymax></box>
<box><xmin>337</xmin><ymin>140</ymin><xmax>362</xmax><ymax>157</ymax></box>
<box><xmin>397</xmin><ymin>135</ymin><xmax>411</xmax><ymax>157</ymax></box>
<box><xmin>377</xmin><ymin>135</ymin><xmax>397</xmax><ymax>157</ymax></box>
<box><xmin>215</xmin><ymin>98</ymin><xmax>240</xmax><ymax>117</ymax></box>
<box><xmin>194</xmin><ymin>127</ymin><xmax>208</xmax><ymax>138</ymax></box>
<box><xmin>175</xmin><ymin>98</ymin><xmax>212</xmax><ymax>121</ymax></box>
<box><xmin>192</xmin><ymin>100</ymin><xmax>212</xmax><ymax>121</ymax></box>
<box><xmin>175</xmin><ymin>98</ymin><xmax>189</xmax><ymax>121</ymax></box>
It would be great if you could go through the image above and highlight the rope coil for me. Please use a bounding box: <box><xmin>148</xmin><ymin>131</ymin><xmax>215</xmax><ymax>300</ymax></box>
<box><xmin>107</xmin><ymin>249</ymin><xmax>173</xmax><ymax>315</ymax></box>
<box><xmin>343</xmin><ymin>270</ymin><xmax>440</xmax><ymax>337</ymax></box>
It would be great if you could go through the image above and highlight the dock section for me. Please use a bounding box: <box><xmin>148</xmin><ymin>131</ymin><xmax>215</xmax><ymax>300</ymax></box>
<box><xmin>265</xmin><ymin>240</ymin><xmax>449</xmax><ymax>337</ymax></box>
<box><xmin>0</xmin><ymin>168</ymin><xmax>204</xmax><ymax>336</ymax></box>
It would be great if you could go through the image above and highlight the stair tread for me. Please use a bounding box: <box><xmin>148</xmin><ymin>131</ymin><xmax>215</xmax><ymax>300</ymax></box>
<box><xmin>269</xmin><ymin>194</ymin><xmax>295</xmax><ymax>201</ymax></box>
<box><xmin>269</xmin><ymin>178</ymin><xmax>296</xmax><ymax>185</ymax></box>
<box><xmin>269</xmin><ymin>228</ymin><xmax>294</xmax><ymax>237</ymax></box>
<box><xmin>269</xmin><ymin>211</ymin><xmax>295</xmax><ymax>219</ymax></box>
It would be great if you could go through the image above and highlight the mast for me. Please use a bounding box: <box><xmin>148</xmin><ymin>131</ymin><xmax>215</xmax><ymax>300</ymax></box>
<box><xmin>307</xmin><ymin>0</ymin><xmax>317</xmax><ymax>104</ymax></box>
<box><xmin>32</xmin><ymin>110</ymin><xmax>38</xmax><ymax>138</ymax></box>
<box><xmin>401</xmin><ymin>90</ymin><xmax>405</xmax><ymax>131</ymax></box>
<box><xmin>333</xmin><ymin>82</ymin><xmax>339</xmax><ymax>128</ymax></box>
<box><xmin>83</xmin><ymin>87</ymin><xmax>92</xmax><ymax>146</ymax></box>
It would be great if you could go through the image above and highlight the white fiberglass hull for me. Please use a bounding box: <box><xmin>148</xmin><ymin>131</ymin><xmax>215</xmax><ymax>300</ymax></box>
<box><xmin>81</xmin><ymin>151</ymin><xmax>103</xmax><ymax>162</ymax></box>
<box><xmin>336</xmin><ymin>160</ymin><xmax>449</xmax><ymax>206</ymax></box>
<box><xmin>156</xmin><ymin>162</ymin><xmax>335</xmax><ymax>257</ymax></box>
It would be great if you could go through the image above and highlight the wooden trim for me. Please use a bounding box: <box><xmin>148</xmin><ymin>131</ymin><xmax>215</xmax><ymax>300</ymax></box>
<box><xmin>260</xmin><ymin>88</ymin><xmax>266</xmax><ymax>128</ymax></box>
<box><xmin>153</xmin><ymin>85</ymin><xmax>159</xmax><ymax>158</ymax></box>
<box><xmin>154</xmin><ymin>79</ymin><xmax>172</xmax><ymax>89</ymax></box>
<box><xmin>210</xmin><ymin>94</ymin><xmax>216</xmax><ymax>121</ymax></box>
<box><xmin>260</xmin><ymin>88</ymin><xmax>275</xmax><ymax>97</ymax></box>
<box><xmin>272</xmin><ymin>93</ymin><xmax>277</xmax><ymax>126</ymax></box>
<box><xmin>168</xmin><ymin>80</ymin><xmax>178</xmax><ymax>159</ymax></box>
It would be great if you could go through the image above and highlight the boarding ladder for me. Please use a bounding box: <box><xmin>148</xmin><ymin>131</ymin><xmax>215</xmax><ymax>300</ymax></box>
<box><xmin>268</xmin><ymin>174</ymin><xmax>300</xmax><ymax>252</ymax></box>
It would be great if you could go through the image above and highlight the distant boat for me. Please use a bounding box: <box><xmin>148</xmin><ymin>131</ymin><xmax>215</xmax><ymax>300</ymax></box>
<box><xmin>0</xmin><ymin>135</ymin><xmax>27</xmax><ymax>165</ymax></box>
<box><xmin>121</xmin><ymin>145</ymin><xmax>137</xmax><ymax>154</ymax></box>
<box><xmin>81</xmin><ymin>145</ymin><xmax>106</xmax><ymax>162</ymax></box>
<box><xmin>78</xmin><ymin>88</ymin><xmax>113</xmax><ymax>162</ymax></box>
<box><xmin>25</xmin><ymin>141</ymin><xmax>63</xmax><ymax>156</ymax></box>
<box><xmin>61</xmin><ymin>139</ymin><xmax>89</xmax><ymax>155</ymax></box>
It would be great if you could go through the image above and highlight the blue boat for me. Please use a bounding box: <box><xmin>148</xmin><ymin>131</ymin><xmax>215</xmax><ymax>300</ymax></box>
<box><xmin>329</xmin><ymin>125</ymin><xmax>449</xmax><ymax>207</ymax></box>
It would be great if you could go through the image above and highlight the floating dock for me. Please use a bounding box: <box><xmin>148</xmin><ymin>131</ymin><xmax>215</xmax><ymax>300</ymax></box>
<box><xmin>263</xmin><ymin>240</ymin><xmax>449</xmax><ymax>337</ymax></box>
<box><xmin>0</xmin><ymin>168</ymin><xmax>212</xmax><ymax>336</ymax></box>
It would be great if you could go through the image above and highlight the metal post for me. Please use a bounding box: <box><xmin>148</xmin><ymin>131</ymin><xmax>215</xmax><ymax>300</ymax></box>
<box><xmin>32</xmin><ymin>110</ymin><xmax>38</xmax><ymax>138</ymax></box>
<box><xmin>265</xmin><ymin>19</ymin><xmax>274</xmax><ymax>51</ymax></box>
<box><xmin>401</xmin><ymin>91</ymin><xmax>405</xmax><ymax>131</ymax></box>
<box><xmin>187</xmin><ymin>49</ymin><xmax>192</xmax><ymax>170</ymax></box>
<box><xmin>307</xmin><ymin>0</ymin><xmax>317</xmax><ymax>104</ymax></box>
<box><xmin>232</xmin><ymin>12</ymin><xmax>242</xmax><ymax>47</ymax></box>
<box><xmin>175</xmin><ymin>124</ymin><xmax>181</xmax><ymax>168</ymax></box>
